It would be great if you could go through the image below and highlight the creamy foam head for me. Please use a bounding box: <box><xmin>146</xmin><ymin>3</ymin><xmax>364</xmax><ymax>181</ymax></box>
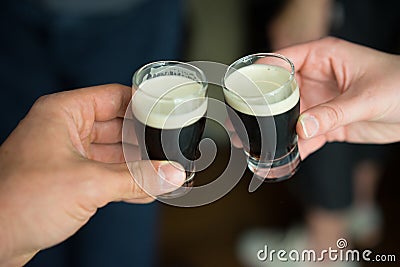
<box><xmin>224</xmin><ymin>64</ymin><xmax>299</xmax><ymax>116</ymax></box>
<box><xmin>132</xmin><ymin>75</ymin><xmax>207</xmax><ymax>129</ymax></box>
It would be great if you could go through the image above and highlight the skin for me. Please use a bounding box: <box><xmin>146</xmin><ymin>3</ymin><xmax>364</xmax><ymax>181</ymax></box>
<box><xmin>0</xmin><ymin>84</ymin><xmax>185</xmax><ymax>266</ymax></box>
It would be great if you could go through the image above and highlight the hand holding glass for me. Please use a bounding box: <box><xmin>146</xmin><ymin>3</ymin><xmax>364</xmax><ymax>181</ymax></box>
<box><xmin>223</xmin><ymin>53</ymin><xmax>300</xmax><ymax>181</ymax></box>
<box><xmin>132</xmin><ymin>61</ymin><xmax>207</xmax><ymax>198</ymax></box>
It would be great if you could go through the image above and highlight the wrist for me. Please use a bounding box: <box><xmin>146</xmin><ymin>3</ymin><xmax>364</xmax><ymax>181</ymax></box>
<box><xmin>0</xmin><ymin>193</ymin><xmax>37</xmax><ymax>266</ymax></box>
<box><xmin>0</xmin><ymin>225</ymin><xmax>37</xmax><ymax>266</ymax></box>
<box><xmin>0</xmin><ymin>253</ymin><xmax>37</xmax><ymax>267</ymax></box>
<box><xmin>0</xmin><ymin>216</ymin><xmax>13</xmax><ymax>266</ymax></box>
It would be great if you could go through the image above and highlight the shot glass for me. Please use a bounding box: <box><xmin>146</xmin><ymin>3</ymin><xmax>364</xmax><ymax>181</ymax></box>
<box><xmin>223</xmin><ymin>53</ymin><xmax>300</xmax><ymax>182</ymax></box>
<box><xmin>132</xmin><ymin>61</ymin><xmax>208</xmax><ymax>198</ymax></box>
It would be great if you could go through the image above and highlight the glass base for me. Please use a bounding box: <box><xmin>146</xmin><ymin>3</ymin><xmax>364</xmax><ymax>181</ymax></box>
<box><xmin>157</xmin><ymin>171</ymin><xmax>195</xmax><ymax>199</ymax></box>
<box><xmin>247</xmin><ymin>144</ymin><xmax>300</xmax><ymax>182</ymax></box>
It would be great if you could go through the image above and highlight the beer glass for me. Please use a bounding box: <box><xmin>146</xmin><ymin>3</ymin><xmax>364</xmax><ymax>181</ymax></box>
<box><xmin>223</xmin><ymin>53</ymin><xmax>300</xmax><ymax>182</ymax></box>
<box><xmin>132</xmin><ymin>61</ymin><xmax>208</xmax><ymax>198</ymax></box>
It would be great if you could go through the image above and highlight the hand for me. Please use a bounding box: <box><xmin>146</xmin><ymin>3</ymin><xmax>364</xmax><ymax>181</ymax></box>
<box><xmin>276</xmin><ymin>37</ymin><xmax>400</xmax><ymax>158</ymax></box>
<box><xmin>0</xmin><ymin>84</ymin><xmax>185</xmax><ymax>266</ymax></box>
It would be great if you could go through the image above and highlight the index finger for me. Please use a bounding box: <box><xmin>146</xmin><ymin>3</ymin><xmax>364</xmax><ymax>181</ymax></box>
<box><xmin>60</xmin><ymin>84</ymin><xmax>132</xmax><ymax>122</ymax></box>
<box><xmin>272</xmin><ymin>40</ymin><xmax>313</xmax><ymax>72</ymax></box>
<box><xmin>87</xmin><ymin>84</ymin><xmax>132</xmax><ymax>121</ymax></box>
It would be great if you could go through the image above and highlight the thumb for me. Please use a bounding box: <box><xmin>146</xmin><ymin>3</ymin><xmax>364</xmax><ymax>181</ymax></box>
<box><xmin>104</xmin><ymin>160</ymin><xmax>186</xmax><ymax>201</ymax></box>
<box><xmin>128</xmin><ymin>160</ymin><xmax>187</xmax><ymax>198</ymax></box>
<box><xmin>297</xmin><ymin>94</ymin><xmax>369</xmax><ymax>139</ymax></box>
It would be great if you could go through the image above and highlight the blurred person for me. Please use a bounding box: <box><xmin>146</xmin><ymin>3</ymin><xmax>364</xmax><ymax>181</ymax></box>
<box><xmin>0</xmin><ymin>0</ymin><xmax>184</xmax><ymax>266</ymax></box>
<box><xmin>0</xmin><ymin>84</ymin><xmax>186</xmax><ymax>267</ymax></box>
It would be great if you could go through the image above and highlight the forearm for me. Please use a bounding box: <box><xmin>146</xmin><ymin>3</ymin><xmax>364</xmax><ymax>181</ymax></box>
<box><xmin>0</xmin><ymin>157</ymin><xmax>35</xmax><ymax>267</ymax></box>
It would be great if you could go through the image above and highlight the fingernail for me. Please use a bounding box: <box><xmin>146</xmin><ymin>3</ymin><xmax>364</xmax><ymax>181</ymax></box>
<box><xmin>299</xmin><ymin>114</ymin><xmax>319</xmax><ymax>138</ymax></box>
<box><xmin>157</xmin><ymin>162</ymin><xmax>186</xmax><ymax>191</ymax></box>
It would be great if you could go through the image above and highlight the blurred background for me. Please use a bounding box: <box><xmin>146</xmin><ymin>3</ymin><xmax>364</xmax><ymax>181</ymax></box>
<box><xmin>1</xmin><ymin>0</ymin><xmax>399</xmax><ymax>266</ymax></box>
<box><xmin>164</xmin><ymin>1</ymin><xmax>400</xmax><ymax>267</ymax></box>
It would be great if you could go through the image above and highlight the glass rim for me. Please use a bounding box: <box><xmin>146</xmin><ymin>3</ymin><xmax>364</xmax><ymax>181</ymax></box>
<box><xmin>132</xmin><ymin>60</ymin><xmax>208</xmax><ymax>101</ymax></box>
<box><xmin>223</xmin><ymin>53</ymin><xmax>295</xmax><ymax>100</ymax></box>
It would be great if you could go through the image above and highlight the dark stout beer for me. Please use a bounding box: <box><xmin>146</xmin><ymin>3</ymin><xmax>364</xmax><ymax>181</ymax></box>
<box><xmin>133</xmin><ymin>116</ymin><xmax>206</xmax><ymax>176</ymax></box>
<box><xmin>226</xmin><ymin>102</ymin><xmax>299</xmax><ymax>160</ymax></box>
<box><xmin>224</xmin><ymin>63</ymin><xmax>300</xmax><ymax>179</ymax></box>
<box><xmin>132</xmin><ymin>75</ymin><xmax>207</xmax><ymax>180</ymax></box>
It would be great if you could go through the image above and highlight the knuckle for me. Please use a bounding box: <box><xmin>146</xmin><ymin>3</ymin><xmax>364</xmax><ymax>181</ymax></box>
<box><xmin>31</xmin><ymin>93</ymin><xmax>65</xmax><ymax>116</ymax></box>
<box><xmin>89</xmin><ymin>125</ymin><xmax>99</xmax><ymax>143</ymax></box>
<box><xmin>323</xmin><ymin>36</ymin><xmax>341</xmax><ymax>44</ymax></box>
<box><xmin>322</xmin><ymin>103</ymin><xmax>345</xmax><ymax>130</ymax></box>
<box><xmin>126</xmin><ymin>161</ymin><xmax>147</xmax><ymax>196</ymax></box>
<box><xmin>31</xmin><ymin>94</ymin><xmax>52</xmax><ymax>110</ymax></box>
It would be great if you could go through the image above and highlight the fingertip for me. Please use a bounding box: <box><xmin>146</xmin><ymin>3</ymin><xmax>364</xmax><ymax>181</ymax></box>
<box><xmin>231</xmin><ymin>133</ymin><xmax>243</xmax><ymax>148</ymax></box>
<box><xmin>155</xmin><ymin>161</ymin><xmax>186</xmax><ymax>196</ymax></box>
<box><xmin>225</xmin><ymin>117</ymin><xmax>235</xmax><ymax>131</ymax></box>
<box><xmin>156</xmin><ymin>161</ymin><xmax>186</xmax><ymax>191</ymax></box>
<box><xmin>124</xmin><ymin>196</ymin><xmax>156</xmax><ymax>204</ymax></box>
<box><xmin>125</xmin><ymin>160</ymin><xmax>187</xmax><ymax>198</ymax></box>
<box><xmin>297</xmin><ymin>114</ymin><xmax>319</xmax><ymax>139</ymax></box>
